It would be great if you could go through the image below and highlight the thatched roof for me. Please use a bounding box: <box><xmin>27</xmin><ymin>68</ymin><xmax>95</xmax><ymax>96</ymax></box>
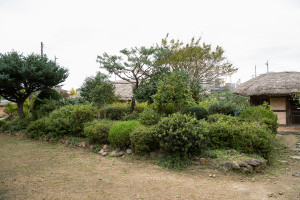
<box><xmin>234</xmin><ymin>72</ymin><xmax>300</xmax><ymax>96</ymax></box>
<box><xmin>113</xmin><ymin>80</ymin><xmax>133</xmax><ymax>101</ymax></box>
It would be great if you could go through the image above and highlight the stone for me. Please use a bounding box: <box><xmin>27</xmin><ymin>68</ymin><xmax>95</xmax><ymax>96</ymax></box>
<box><xmin>99</xmin><ymin>149</ymin><xmax>105</xmax><ymax>154</ymax></box>
<box><xmin>290</xmin><ymin>156</ymin><xmax>300</xmax><ymax>160</ymax></box>
<box><xmin>223</xmin><ymin>161</ymin><xmax>232</xmax><ymax>171</ymax></box>
<box><xmin>241</xmin><ymin>165</ymin><xmax>253</xmax><ymax>173</ymax></box>
<box><xmin>207</xmin><ymin>159</ymin><xmax>220</xmax><ymax>169</ymax></box>
<box><xmin>289</xmin><ymin>149</ymin><xmax>300</xmax><ymax>152</ymax></box>
<box><xmin>267</xmin><ymin>193</ymin><xmax>274</xmax><ymax>197</ymax></box>
<box><xmin>200</xmin><ymin>158</ymin><xmax>208</xmax><ymax>165</ymax></box>
<box><xmin>253</xmin><ymin>166</ymin><xmax>262</xmax><ymax>173</ymax></box>
<box><xmin>110</xmin><ymin>150</ymin><xmax>117</xmax><ymax>157</ymax></box>
<box><xmin>238</xmin><ymin>162</ymin><xmax>248</xmax><ymax>167</ymax></box>
<box><xmin>247</xmin><ymin>158</ymin><xmax>261</xmax><ymax>167</ymax></box>
<box><xmin>126</xmin><ymin>148</ymin><xmax>133</xmax><ymax>155</ymax></box>
<box><xmin>65</xmin><ymin>139</ymin><xmax>71</xmax><ymax>146</ymax></box>
<box><xmin>292</xmin><ymin>172</ymin><xmax>300</xmax><ymax>177</ymax></box>
<box><xmin>101</xmin><ymin>152</ymin><xmax>108</xmax><ymax>156</ymax></box>
<box><xmin>232</xmin><ymin>161</ymin><xmax>240</xmax><ymax>170</ymax></box>
<box><xmin>117</xmin><ymin>151</ymin><xmax>125</xmax><ymax>157</ymax></box>
<box><xmin>82</xmin><ymin>141</ymin><xmax>87</xmax><ymax>148</ymax></box>
<box><xmin>279</xmin><ymin>192</ymin><xmax>283</xmax><ymax>195</ymax></box>
<box><xmin>103</xmin><ymin>144</ymin><xmax>108</xmax><ymax>149</ymax></box>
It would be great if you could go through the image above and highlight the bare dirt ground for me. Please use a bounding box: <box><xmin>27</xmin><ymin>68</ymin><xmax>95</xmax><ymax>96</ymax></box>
<box><xmin>0</xmin><ymin>133</ymin><xmax>299</xmax><ymax>200</ymax></box>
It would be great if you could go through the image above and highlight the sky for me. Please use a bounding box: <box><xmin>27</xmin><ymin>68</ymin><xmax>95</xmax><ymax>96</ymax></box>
<box><xmin>0</xmin><ymin>0</ymin><xmax>300</xmax><ymax>90</ymax></box>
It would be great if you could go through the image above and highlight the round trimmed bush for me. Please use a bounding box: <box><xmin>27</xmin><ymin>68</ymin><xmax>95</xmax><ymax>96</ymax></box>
<box><xmin>139</xmin><ymin>108</ymin><xmax>160</xmax><ymax>126</ymax></box>
<box><xmin>108</xmin><ymin>120</ymin><xmax>141</xmax><ymax>148</ymax></box>
<box><xmin>130</xmin><ymin>126</ymin><xmax>159</xmax><ymax>155</ymax></box>
<box><xmin>208</xmin><ymin>102</ymin><xmax>237</xmax><ymax>116</ymax></box>
<box><xmin>154</xmin><ymin>113</ymin><xmax>208</xmax><ymax>157</ymax></box>
<box><xmin>83</xmin><ymin>121</ymin><xmax>111</xmax><ymax>144</ymax></box>
<box><xmin>185</xmin><ymin>106</ymin><xmax>208</xmax><ymax>120</ymax></box>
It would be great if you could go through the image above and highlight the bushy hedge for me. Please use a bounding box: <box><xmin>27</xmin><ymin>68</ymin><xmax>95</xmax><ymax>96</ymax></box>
<box><xmin>33</xmin><ymin>88</ymin><xmax>62</xmax><ymax>110</ymax></box>
<box><xmin>239</xmin><ymin>105</ymin><xmax>278</xmax><ymax>134</ymax></box>
<box><xmin>83</xmin><ymin>120</ymin><xmax>111</xmax><ymax>144</ymax></box>
<box><xmin>207</xmin><ymin>120</ymin><xmax>275</xmax><ymax>159</ymax></box>
<box><xmin>108</xmin><ymin>120</ymin><xmax>141</xmax><ymax>148</ymax></box>
<box><xmin>130</xmin><ymin>126</ymin><xmax>159</xmax><ymax>155</ymax></box>
<box><xmin>208</xmin><ymin>102</ymin><xmax>237</xmax><ymax>116</ymax></box>
<box><xmin>99</xmin><ymin>105</ymin><xmax>126</xmax><ymax>120</ymax></box>
<box><xmin>185</xmin><ymin>106</ymin><xmax>208</xmax><ymax>120</ymax></box>
<box><xmin>154</xmin><ymin>113</ymin><xmax>208</xmax><ymax>157</ymax></box>
<box><xmin>139</xmin><ymin>108</ymin><xmax>160</xmax><ymax>126</ymax></box>
<box><xmin>27</xmin><ymin>104</ymin><xmax>96</xmax><ymax>138</ymax></box>
<box><xmin>207</xmin><ymin>114</ymin><xmax>239</xmax><ymax>125</ymax></box>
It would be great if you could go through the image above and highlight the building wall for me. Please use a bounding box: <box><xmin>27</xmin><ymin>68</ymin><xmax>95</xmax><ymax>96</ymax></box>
<box><xmin>270</xmin><ymin>97</ymin><xmax>287</xmax><ymax>125</ymax></box>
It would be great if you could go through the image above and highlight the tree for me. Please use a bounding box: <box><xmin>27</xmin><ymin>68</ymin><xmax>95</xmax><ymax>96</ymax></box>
<box><xmin>160</xmin><ymin>35</ymin><xmax>237</xmax><ymax>85</ymax></box>
<box><xmin>69</xmin><ymin>88</ymin><xmax>78</xmax><ymax>96</ymax></box>
<box><xmin>97</xmin><ymin>46</ymin><xmax>167</xmax><ymax>111</ymax></box>
<box><xmin>0</xmin><ymin>51</ymin><xmax>68</xmax><ymax>119</ymax></box>
<box><xmin>80</xmin><ymin>72</ymin><xmax>116</xmax><ymax>106</ymax></box>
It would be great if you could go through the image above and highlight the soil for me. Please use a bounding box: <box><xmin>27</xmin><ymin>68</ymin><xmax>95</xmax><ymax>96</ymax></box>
<box><xmin>0</xmin><ymin>133</ymin><xmax>299</xmax><ymax>200</ymax></box>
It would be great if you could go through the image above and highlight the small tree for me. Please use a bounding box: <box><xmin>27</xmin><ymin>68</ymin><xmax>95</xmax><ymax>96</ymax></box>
<box><xmin>69</xmin><ymin>88</ymin><xmax>78</xmax><ymax>96</ymax></box>
<box><xmin>80</xmin><ymin>72</ymin><xmax>116</xmax><ymax>106</ymax></box>
<box><xmin>0</xmin><ymin>51</ymin><xmax>68</xmax><ymax>119</ymax></box>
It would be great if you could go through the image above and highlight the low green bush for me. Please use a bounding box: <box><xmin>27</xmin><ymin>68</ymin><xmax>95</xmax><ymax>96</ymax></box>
<box><xmin>130</xmin><ymin>126</ymin><xmax>159</xmax><ymax>155</ymax></box>
<box><xmin>165</xmin><ymin>103</ymin><xmax>177</xmax><ymax>115</ymax></box>
<box><xmin>32</xmin><ymin>99</ymin><xmax>58</xmax><ymax>119</ymax></box>
<box><xmin>207</xmin><ymin>114</ymin><xmax>239</xmax><ymax>125</ymax></box>
<box><xmin>123</xmin><ymin>111</ymin><xmax>140</xmax><ymax>121</ymax></box>
<box><xmin>139</xmin><ymin>108</ymin><xmax>160</xmax><ymax>126</ymax></box>
<box><xmin>108</xmin><ymin>120</ymin><xmax>141</xmax><ymax>148</ymax></box>
<box><xmin>208</xmin><ymin>102</ymin><xmax>238</xmax><ymax>116</ymax></box>
<box><xmin>185</xmin><ymin>106</ymin><xmax>209</xmax><ymax>120</ymax></box>
<box><xmin>83</xmin><ymin>120</ymin><xmax>111</xmax><ymax>144</ymax></box>
<box><xmin>33</xmin><ymin>88</ymin><xmax>62</xmax><ymax>110</ymax></box>
<box><xmin>154</xmin><ymin>113</ymin><xmax>208</xmax><ymax>157</ymax></box>
<box><xmin>99</xmin><ymin>105</ymin><xmax>125</xmax><ymax>120</ymax></box>
<box><xmin>27</xmin><ymin>104</ymin><xmax>96</xmax><ymax>138</ymax></box>
<box><xmin>239</xmin><ymin>105</ymin><xmax>278</xmax><ymax>134</ymax></box>
<box><xmin>207</xmin><ymin>120</ymin><xmax>275</xmax><ymax>159</ymax></box>
<box><xmin>57</xmin><ymin>97</ymin><xmax>87</xmax><ymax>106</ymax></box>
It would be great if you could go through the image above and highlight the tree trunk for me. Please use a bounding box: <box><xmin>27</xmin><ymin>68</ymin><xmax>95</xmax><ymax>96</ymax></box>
<box><xmin>130</xmin><ymin>97</ymin><xmax>135</xmax><ymax>113</ymax></box>
<box><xmin>17</xmin><ymin>101</ymin><xmax>25</xmax><ymax>120</ymax></box>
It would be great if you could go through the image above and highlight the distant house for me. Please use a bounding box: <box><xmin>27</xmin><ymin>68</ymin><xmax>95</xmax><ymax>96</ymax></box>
<box><xmin>234</xmin><ymin>72</ymin><xmax>300</xmax><ymax>126</ymax></box>
<box><xmin>0</xmin><ymin>99</ymin><xmax>10</xmax><ymax>116</ymax></box>
<box><xmin>113</xmin><ymin>80</ymin><xmax>133</xmax><ymax>101</ymax></box>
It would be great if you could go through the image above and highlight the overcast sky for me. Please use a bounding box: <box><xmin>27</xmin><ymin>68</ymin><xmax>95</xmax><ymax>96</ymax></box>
<box><xmin>1</xmin><ymin>0</ymin><xmax>300</xmax><ymax>90</ymax></box>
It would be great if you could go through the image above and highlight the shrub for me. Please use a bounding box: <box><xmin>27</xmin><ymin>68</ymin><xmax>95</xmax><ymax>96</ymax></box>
<box><xmin>207</xmin><ymin>114</ymin><xmax>239</xmax><ymax>125</ymax></box>
<box><xmin>57</xmin><ymin>97</ymin><xmax>87</xmax><ymax>106</ymax></box>
<box><xmin>108</xmin><ymin>120</ymin><xmax>141</xmax><ymax>148</ymax></box>
<box><xmin>134</xmin><ymin>102</ymin><xmax>148</xmax><ymax>113</ymax></box>
<box><xmin>165</xmin><ymin>102</ymin><xmax>177</xmax><ymax>115</ymax></box>
<box><xmin>99</xmin><ymin>105</ymin><xmax>125</xmax><ymax>120</ymax></box>
<box><xmin>185</xmin><ymin>106</ymin><xmax>208</xmax><ymax>120</ymax></box>
<box><xmin>123</xmin><ymin>111</ymin><xmax>140</xmax><ymax>121</ymax></box>
<box><xmin>33</xmin><ymin>88</ymin><xmax>62</xmax><ymax>110</ymax></box>
<box><xmin>239</xmin><ymin>105</ymin><xmax>278</xmax><ymax>134</ymax></box>
<box><xmin>32</xmin><ymin>99</ymin><xmax>58</xmax><ymax>119</ymax></box>
<box><xmin>130</xmin><ymin>126</ymin><xmax>159</xmax><ymax>155</ymax></box>
<box><xmin>208</xmin><ymin>102</ymin><xmax>238</xmax><ymax>116</ymax></box>
<box><xmin>207</xmin><ymin>120</ymin><xmax>275</xmax><ymax>159</ymax></box>
<box><xmin>154</xmin><ymin>113</ymin><xmax>208</xmax><ymax>157</ymax></box>
<box><xmin>83</xmin><ymin>120</ymin><xmax>111</xmax><ymax>144</ymax></box>
<box><xmin>139</xmin><ymin>108</ymin><xmax>160</xmax><ymax>126</ymax></box>
<box><xmin>27</xmin><ymin>104</ymin><xmax>96</xmax><ymax>137</ymax></box>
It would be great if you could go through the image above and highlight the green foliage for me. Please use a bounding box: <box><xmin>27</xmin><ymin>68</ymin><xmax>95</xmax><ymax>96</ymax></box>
<box><xmin>207</xmin><ymin>114</ymin><xmax>239</xmax><ymax>124</ymax></box>
<box><xmin>158</xmin><ymin>154</ymin><xmax>192</xmax><ymax>170</ymax></box>
<box><xmin>57</xmin><ymin>97</ymin><xmax>87</xmax><ymax>106</ymax></box>
<box><xmin>32</xmin><ymin>99</ymin><xmax>58</xmax><ymax>119</ymax></box>
<box><xmin>83</xmin><ymin>120</ymin><xmax>111</xmax><ymax>144</ymax></box>
<box><xmin>27</xmin><ymin>104</ymin><xmax>96</xmax><ymax>138</ymax></box>
<box><xmin>134</xmin><ymin>102</ymin><xmax>148</xmax><ymax>113</ymax></box>
<box><xmin>239</xmin><ymin>104</ymin><xmax>278</xmax><ymax>134</ymax></box>
<box><xmin>130</xmin><ymin>126</ymin><xmax>159</xmax><ymax>155</ymax></box>
<box><xmin>165</xmin><ymin>103</ymin><xmax>177</xmax><ymax>115</ymax></box>
<box><xmin>123</xmin><ymin>111</ymin><xmax>139</xmax><ymax>121</ymax></box>
<box><xmin>99</xmin><ymin>105</ymin><xmax>126</xmax><ymax>120</ymax></box>
<box><xmin>153</xmin><ymin>71</ymin><xmax>194</xmax><ymax>113</ymax></box>
<box><xmin>207</xmin><ymin>120</ymin><xmax>275</xmax><ymax>159</ymax></box>
<box><xmin>4</xmin><ymin>99</ymin><xmax>33</xmax><ymax>120</ymax></box>
<box><xmin>108</xmin><ymin>120</ymin><xmax>141</xmax><ymax>148</ymax></box>
<box><xmin>154</xmin><ymin>113</ymin><xmax>208</xmax><ymax>157</ymax></box>
<box><xmin>160</xmin><ymin>35</ymin><xmax>237</xmax><ymax>85</ymax></box>
<box><xmin>185</xmin><ymin>106</ymin><xmax>208</xmax><ymax>120</ymax></box>
<box><xmin>139</xmin><ymin>108</ymin><xmax>160</xmax><ymax>126</ymax></box>
<box><xmin>208</xmin><ymin>102</ymin><xmax>238</xmax><ymax>116</ymax></box>
<box><xmin>0</xmin><ymin>51</ymin><xmax>68</xmax><ymax>119</ymax></box>
<box><xmin>33</xmin><ymin>88</ymin><xmax>62</xmax><ymax>110</ymax></box>
<box><xmin>80</xmin><ymin>72</ymin><xmax>116</xmax><ymax>106</ymax></box>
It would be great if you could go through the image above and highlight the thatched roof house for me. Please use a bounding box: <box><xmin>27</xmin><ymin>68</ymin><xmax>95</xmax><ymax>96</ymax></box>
<box><xmin>234</xmin><ymin>72</ymin><xmax>300</xmax><ymax>125</ymax></box>
<box><xmin>113</xmin><ymin>80</ymin><xmax>133</xmax><ymax>101</ymax></box>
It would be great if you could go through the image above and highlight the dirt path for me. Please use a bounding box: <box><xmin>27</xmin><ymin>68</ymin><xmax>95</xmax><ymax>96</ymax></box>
<box><xmin>0</xmin><ymin>134</ymin><xmax>299</xmax><ymax>200</ymax></box>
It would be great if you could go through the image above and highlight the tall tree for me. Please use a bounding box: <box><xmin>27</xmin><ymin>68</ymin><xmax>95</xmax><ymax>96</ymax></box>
<box><xmin>160</xmin><ymin>35</ymin><xmax>237</xmax><ymax>85</ymax></box>
<box><xmin>0</xmin><ymin>51</ymin><xmax>68</xmax><ymax>119</ymax></box>
<box><xmin>97</xmin><ymin>46</ymin><xmax>166</xmax><ymax>111</ymax></box>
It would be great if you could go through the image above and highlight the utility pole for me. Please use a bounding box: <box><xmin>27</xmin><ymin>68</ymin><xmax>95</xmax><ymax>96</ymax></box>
<box><xmin>54</xmin><ymin>55</ymin><xmax>58</xmax><ymax>64</ymax></box>
<box><xmin>41</xmin><ymin>42</ymin><xmax>44</xmax><ymax>57</ymax></box>
<box><xmin>255</xmin><ymin>65</ymin><xmax>257</xmax><ymax>77</ymax></box>
<box><xmin>265</xmin><ymin>60</ymin><xmax>269</xmax><ymax>73</ymax></box>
